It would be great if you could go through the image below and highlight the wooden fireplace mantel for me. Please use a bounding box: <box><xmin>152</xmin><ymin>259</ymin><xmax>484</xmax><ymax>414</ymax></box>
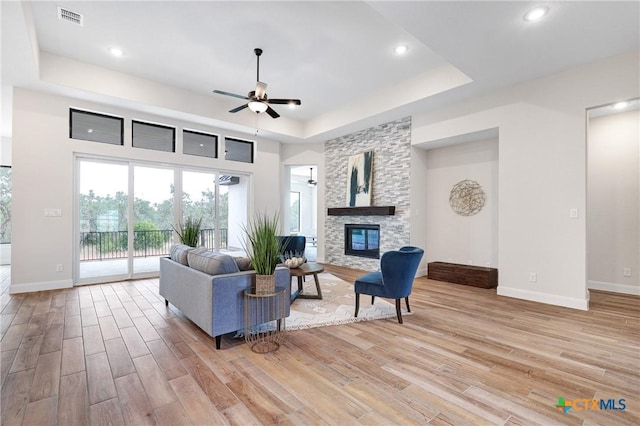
<box><xmin>327</xmin><ymin>206</ymin><xmax>395</xmax><ymax>216</ymax></box>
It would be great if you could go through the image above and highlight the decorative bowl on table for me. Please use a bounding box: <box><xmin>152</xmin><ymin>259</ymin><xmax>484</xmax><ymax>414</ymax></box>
<box><xmin>283</xmin><ymin>256</ymin><xmax>305</xmax><ymax>269</ymax></box>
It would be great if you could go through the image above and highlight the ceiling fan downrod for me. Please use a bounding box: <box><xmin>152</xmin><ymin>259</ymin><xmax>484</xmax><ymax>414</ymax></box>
<box><xmin>254</xmin><ymin>48</ymin><xmax>262</xmax><ymax>82</ymax></box>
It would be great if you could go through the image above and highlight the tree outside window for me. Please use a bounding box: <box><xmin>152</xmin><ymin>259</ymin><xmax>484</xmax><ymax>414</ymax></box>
<box><xmin>290</xmin><ymin>191</ymin><xmax>300</xmax><ymax>233</ymax></box>
<box><xmin>0</xmin><ymin>166</ymin><xmax>11</xmax><ymax>244</ymax></box>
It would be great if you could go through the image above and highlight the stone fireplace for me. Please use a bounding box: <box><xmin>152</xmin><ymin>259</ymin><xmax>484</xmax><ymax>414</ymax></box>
<box><xmin>324</xmin><ymin>117</ymin><xmax>411</xmax><ymax>270</ymax></box>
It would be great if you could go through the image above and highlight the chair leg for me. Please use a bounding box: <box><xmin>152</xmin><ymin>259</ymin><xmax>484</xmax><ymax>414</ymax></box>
<box><xmin>395</xmin><ymin>299</ymin><xmax>403</xmax><ymax>324</ymax></box>
<box><xmin>371</xmin><ymin>295</ymin><xmax>375</xmax><ymax>305</ymax></box>
<box><xmin>354</xmin><ymin>293</ymin><xmax>360</xmax><ymax>317</ymax></box>
<box><xmin>215</xmin><ymin>335</ymin><xmax>222</xmax><ymax>350</ymax></box>
<box><xmin>405</xmin><ymin>296</ymin><xmax>411</xmax><ymax>313</ymax></box>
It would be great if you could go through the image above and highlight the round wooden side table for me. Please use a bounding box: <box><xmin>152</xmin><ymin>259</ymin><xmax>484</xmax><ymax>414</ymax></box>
<box><xmin>289</xmin><ymin>262</ymin><xmax>324</xmax><ymax>300</ymax></box>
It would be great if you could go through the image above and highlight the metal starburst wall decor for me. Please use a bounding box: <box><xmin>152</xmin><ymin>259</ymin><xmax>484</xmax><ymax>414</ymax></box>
<box><xmin>449</xmin><ymin>179</ymin><xmax>486</xmax><ymax>216</ymax></box>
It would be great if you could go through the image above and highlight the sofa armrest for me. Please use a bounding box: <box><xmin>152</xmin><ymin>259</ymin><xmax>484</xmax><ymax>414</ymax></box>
<box><xmin>160</xmin><ymin>257</ymin><xmax>221</xmax><ymax>335</ymax></box>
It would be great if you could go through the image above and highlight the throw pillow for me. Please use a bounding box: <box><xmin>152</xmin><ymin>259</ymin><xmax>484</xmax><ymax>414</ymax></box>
<box><xmin>170</xmin><ymin>244</ymin><xmax>192</xmax><ymax>265</ymax></box>
<box><xmin>234</xmin><ymin>256</ymin><xmax>253</xmax><ymax>271</ymax></box>
<box><xmin>187</xmin><ymin>248</ymin><xmax>240</xmax><ymax>276</ymax></box>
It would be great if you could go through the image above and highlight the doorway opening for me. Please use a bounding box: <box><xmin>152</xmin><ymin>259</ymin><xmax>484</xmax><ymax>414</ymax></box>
<box><xmin>285</xmin><ymin>165</ymin><xmax>318</xmax><ymax>261</ymax></box>
<box><xmin>586</xmin><ymin>99</ymin><xmax>639</xmax><ymax>295</ymax></box>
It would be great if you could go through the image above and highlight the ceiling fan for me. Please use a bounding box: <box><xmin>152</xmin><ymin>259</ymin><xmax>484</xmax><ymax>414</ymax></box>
<box><xmin>307</xmin><ymin>167</ymin><xmax>317</xmax><ymax>187</ymax></box>
<box><xmin>213</xmin><ymin>48</ymin><xmax>301</xmax><ymax>119</ymax></box>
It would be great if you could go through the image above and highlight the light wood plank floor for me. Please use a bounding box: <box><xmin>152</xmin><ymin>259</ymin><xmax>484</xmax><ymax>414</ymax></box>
<box><xmin>1</xmin><ymin>264</ymin><xmax>638</xmax><ymax>425</ymax></box>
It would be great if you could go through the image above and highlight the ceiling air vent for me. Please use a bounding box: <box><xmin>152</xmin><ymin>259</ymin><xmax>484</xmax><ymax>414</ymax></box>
<box><xmin>57</xmin><ymin>7</ymin><xmax>83</xmax><ymax>26</ymax></box>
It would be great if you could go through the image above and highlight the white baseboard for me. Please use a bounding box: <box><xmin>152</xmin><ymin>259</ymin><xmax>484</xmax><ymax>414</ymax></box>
<box><xmin>588</xmin><ymin>280</ymin><xmax>640</xmax><ymax>295</ymax></box>
<box><xmin>497</xmin><ymin>286</ymin><xmax>589</xmax><ymax>311</ymax></box>
<box><xmin>10</xmin><ymin>279</ymin><xmax>73</xmax><ymax>294</ymax></box>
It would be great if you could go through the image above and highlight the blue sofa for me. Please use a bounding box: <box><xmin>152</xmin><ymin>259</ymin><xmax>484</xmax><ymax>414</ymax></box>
<box><xmin>159</xmin><ymin>245</ymin><xmax>291</xmax><ymax>349</ymax></box>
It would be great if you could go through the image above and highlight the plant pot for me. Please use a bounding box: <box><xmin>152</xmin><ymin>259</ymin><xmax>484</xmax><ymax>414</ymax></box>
<box><xmin>255</xmin><ymin>274</ymin><xmax>276</xmax><ymax>295</ymax></box>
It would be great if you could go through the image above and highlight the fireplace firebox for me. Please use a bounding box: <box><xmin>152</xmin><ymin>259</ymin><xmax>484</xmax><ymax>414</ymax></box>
<box><xmin>345</xmin><ymin>224</ymin><xmax>380</xmax><ymax>259</ymax></box>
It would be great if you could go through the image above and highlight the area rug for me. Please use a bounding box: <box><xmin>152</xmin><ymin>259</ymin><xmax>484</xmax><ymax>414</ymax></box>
<box><xmin>286</xmin><ymin>272</ymin><xmax>407</xmax><ymax>331</ymax></box>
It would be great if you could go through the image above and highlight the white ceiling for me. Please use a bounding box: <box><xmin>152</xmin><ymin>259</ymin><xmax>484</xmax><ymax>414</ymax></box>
<box><xmin>2</xmin><ymin>1</ymin><xmax>639</xmax><ymax>142</ymax></box>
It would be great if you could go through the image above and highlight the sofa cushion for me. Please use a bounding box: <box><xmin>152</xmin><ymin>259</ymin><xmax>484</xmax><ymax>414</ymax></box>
<box><xmin>234</xmin><ymin>256</ymin><xmax>253</xmax><ymax>271</ymax></box>
<box><xmin>187</xmin><ymin>248</ymin><xmax>240</xmax><ymax>276</ymax></box>
<box><xmin>170</xmin><ymin>244</ymin><xmax>193</xmax><ymax>265</ymax></box>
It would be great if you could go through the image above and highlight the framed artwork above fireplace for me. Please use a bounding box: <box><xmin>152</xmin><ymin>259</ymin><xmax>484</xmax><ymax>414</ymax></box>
<box><xmin>346</xmin><ymin>151</ymin><xmax>373</xmax><ymax>207</ymax></box>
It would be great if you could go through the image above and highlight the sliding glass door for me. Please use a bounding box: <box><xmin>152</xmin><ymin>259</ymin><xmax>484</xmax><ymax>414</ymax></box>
<box><xmin>182</xmin><ymin>170</ymin><xmax>216</xmax><ymax>247</ymax></box>
<box><xmin>180</xmin><ymin>171</ymin><xmax>249</xmax><ymax>253</ymax></box>
<box><xmin>133</xmin><ymin>166</ymin><xmax>174</xmax><ymax>274</ymax></box>
<box><xmin>76</xmin><ymin>157</ymin><xmax>249</xmax><ymax>284</ymax></box>
<box><xmin>78</xmin><ymin>159</ymin><xmax>129</xmax><ymax>281</ymax></box>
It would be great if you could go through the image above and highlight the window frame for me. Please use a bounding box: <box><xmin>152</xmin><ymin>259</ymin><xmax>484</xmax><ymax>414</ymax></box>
<box><xmin>69</xmin><ymin>108</ymin><xmax>124</xmax><ymax>145</ymax></box>
<box><xmin>183</xmin><ymin>129</ymin><xmax>218</xmax><ymax>159</ymax></box>
<box><xmin>132</xmin><ymin>120</ymin><xmax>176</xmax><ymax>153</ymax></box>
<box><xmin>289</xmin><ymin>191</ymin><xmax>301</xmax><ymax>233</ymax></box>
<box><xmin>0</xmin><ymin>165</ymin><xmax>11</xmax><ymax>245</ymax></box>
<box><xmin>224</xmin><ymin>137</ymin><xmax>255</xmax><ymax>164</ymax></box>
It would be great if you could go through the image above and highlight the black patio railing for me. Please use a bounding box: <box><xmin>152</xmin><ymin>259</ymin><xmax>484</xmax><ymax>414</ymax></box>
<box><xmin>79</xmin><ymin>228</ymin><xmax>228</xmax><ymax>261</ymax></box>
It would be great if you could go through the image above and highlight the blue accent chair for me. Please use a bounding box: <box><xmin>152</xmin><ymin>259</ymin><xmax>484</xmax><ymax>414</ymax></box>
<box><xmin>354</xmin><ymin>246</ymin><xmax>424</xmax><ymax>324</ymax></box>
<box><xmin>278</xmin><ymin>236</ymin><xmax>306</xmax><ymax>259</ymax></box>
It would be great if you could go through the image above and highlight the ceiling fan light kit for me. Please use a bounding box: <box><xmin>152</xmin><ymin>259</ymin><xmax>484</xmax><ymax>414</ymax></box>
<box><xmin>248</xmin><ymin>101</ymin><xmax>268</xmax><ymax>113</ymax></box>
<box><xmin>213</xmin><ymin>48</ymin><xmax>301</xmax><ymax>119</ymax></box>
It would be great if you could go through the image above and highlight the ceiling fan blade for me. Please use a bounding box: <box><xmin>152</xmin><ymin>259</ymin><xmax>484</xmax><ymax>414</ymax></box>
<box><xmin>213</xmin><ymin>90</ymin><xmax>249</xmax><ymax>100</ymax></box>
<box><xmin>267</xmin><ymin>99</ymin><xmax>301</xmax><ymax>105</ymax></box>
<box><xmin>229</xmin><ymin>104</ymin><xmax>249</xmax><ymax>113</ymax></box>
<box><xmin>255</xmin><ymin>81</ymin><xmax>267</xmax><ymax>100</ymax></box>
<box><xmin>265</xmin><ymin>106</ymin><xmax>280</xmax><ymax>119</ymax></box>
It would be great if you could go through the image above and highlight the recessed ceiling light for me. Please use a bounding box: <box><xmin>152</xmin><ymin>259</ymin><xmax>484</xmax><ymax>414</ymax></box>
<box><xmin>613</xmin><ymin>101</ymin><xmax>629</xmax><ymax>109</ymax></box>
<box><xmin>109</xmin><ymin>47</ymin><xmax>123</xmax><ymax>57</ymax></box>
<box><xmin>524</xmin><ymin>6</ymin><xmax>549</xmax><ymax>22</ymax></box>
<box><xmin>87</xmin><ymin>128</ymin><xmax>93</xmax><ymax>133</ymax></box>
<box><xmin>394</xmin><ymin>44</ymin><xmax>409</xmax><ymax>55</ymax></box>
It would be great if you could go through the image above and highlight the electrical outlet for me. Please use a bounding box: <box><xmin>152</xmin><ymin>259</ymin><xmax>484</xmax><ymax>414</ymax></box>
<box><xmin>529</xmin><ymin>272</ymin><xmax>537</xmax><ymax>282</ymax></box>
<box><xmin>569</xmin><ymin>208</ymin><xmax>578</xmax><ymax>219</ymax></box>
<box><xmin>56</xmin><ymin>264</ymin><xmax>63</xmax><ymax>272</ymax></box>
<box><xmin>623</xmin><ymin>267</ymin><xmax>632</xmax><ymax>277</ymax></box>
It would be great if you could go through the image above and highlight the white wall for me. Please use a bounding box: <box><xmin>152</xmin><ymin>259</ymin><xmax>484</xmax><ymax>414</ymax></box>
<box><xmin>424</xmin><ymin>138</ymin><xmax>499</xmax><ymax>269</ymax></box>
<box><xmin>0</xmin><ymin>136</ymin><xmax>10</xmax><ymax>164</ymax></box>
<box><xmin>10</xmin><ymin>88</ymin><xmax>282</xmax><ymax>292</ymax></box>
<box><xmin>412</xmin><ymin>51</ymin><xmax>640</xmax><ymax>310</ymax></box>
<box><xmin>587</xmin><ymin>109</ymin><xmax>640</xmax><ymax>294</ymax></box>
<box><xmin>410</xmin><ymin>145</ymin><xmax>429</xmax><ymax>276</ymax></box>
<box><xmin>280</xmin><ymin>143</ymin><xmax>325</xmax><ymax>262</ymax></box>
<box><xmin>290</xmin><ymin>179</ymin><xmax>317</xmax><ymax>238</ymax></box>
<box><xmin>1</xmin><ymin>136</ymin><xmax>11</xmax><ymax>265</ymax></box>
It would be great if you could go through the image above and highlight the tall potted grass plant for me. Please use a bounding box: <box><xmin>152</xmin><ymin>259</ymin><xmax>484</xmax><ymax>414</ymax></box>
<box><xmin>241</xmin><ymin>212</ymin><xmax>284</xmax><ymax>294</ymax></box>
<box><xmin>172</xmin><ymin>216</ymin><xmax>203</xmax><ymax>248</ymax></box>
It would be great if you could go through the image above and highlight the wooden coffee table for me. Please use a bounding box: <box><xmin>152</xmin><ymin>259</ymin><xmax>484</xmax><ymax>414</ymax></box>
<box><xmin>289</xmin><ymin>262</ymin><xmax>324</xmax><ymax>300</ymax></box>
